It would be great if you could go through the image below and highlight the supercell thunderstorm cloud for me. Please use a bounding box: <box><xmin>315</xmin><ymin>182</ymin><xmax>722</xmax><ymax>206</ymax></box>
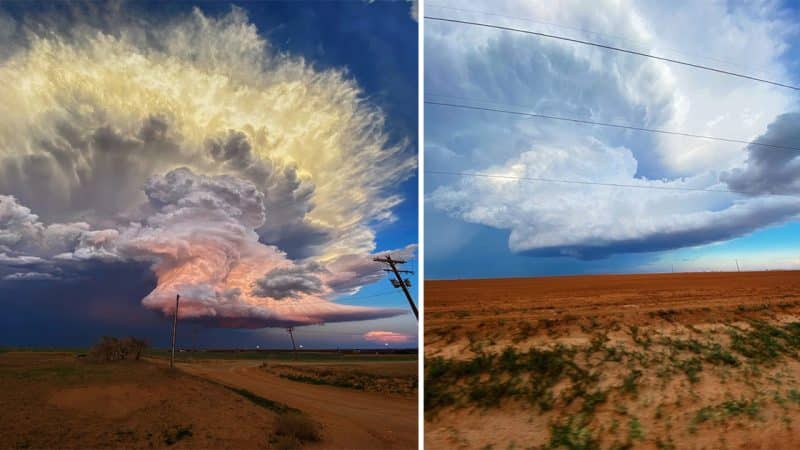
<box><xmin>0</xmin><ymin>5</ymin><xmax>416</xmax><ymax>328</ymax></box>
<box><xmin>425</xmin><ymin>0</ymin><xmax>800</xmax><ymax>268</ymax></box>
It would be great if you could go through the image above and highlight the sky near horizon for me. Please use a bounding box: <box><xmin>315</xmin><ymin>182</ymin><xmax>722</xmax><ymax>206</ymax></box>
<box><xmin>0</xmin><ymin>1</ymin><xmax>419</xmax><ymax>349</ymax></box>
<box><xmin>425</xmin><ymin>0</ymin><xmax>800</xmax><ymax>279</ymax></box>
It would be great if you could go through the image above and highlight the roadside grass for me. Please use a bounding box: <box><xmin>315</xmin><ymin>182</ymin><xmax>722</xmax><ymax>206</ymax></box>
<box><xmin>266</xmin><ymin>364</ymin><xmax>417</xmax><ymax>396</ymax></box>
<box><xmin>219</xmin><ymin>385</ymin><xmax>321</xmax><ymax>450</ymax></box>
<box><xmin>690</xmin><ymin>397</ymin><xmax>763</xmax><ymax>432</ymax></box>
<box><xmin>225</xmin><ymin>386</ymin><xmax>298</xmax><ymax>415</ymax></box>
<box><xmin>270</xmin><ymin>412</ymin><xmax>322</xmax><ymax>450</ymax></box>
<box><xmin>545</xmin><ymin>415</ymin><xmax>600</xmax><ymax>450</ymax></box>
<box><xmin>426</xmin><ymin>318</ymin><xmax>800</xmax><ymax>448</ymax></box>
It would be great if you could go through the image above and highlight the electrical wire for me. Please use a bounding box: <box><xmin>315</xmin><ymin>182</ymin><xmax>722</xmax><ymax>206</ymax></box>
<box><xmin>425</xmin><ymin>98</ymin><xmax>800</xmax><ymax>153</ymax></box>
<box><xmin>425</xmin><ymin>16</ymin><xmax>800</xmax><ymax>91</ymax></box>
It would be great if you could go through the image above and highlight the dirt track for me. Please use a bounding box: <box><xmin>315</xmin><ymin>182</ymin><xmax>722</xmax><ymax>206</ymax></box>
<box><xmin>178</xmin><ymin>360</ymin><xmax>418</xmax><ymax>450</ymax></box>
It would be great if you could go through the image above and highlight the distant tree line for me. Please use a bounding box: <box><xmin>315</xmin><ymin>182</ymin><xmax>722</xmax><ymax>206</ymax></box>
<box><xmin>89</xmin><ymin>336</ymin><xmax>149</xmax><ymax>362</ymax></box>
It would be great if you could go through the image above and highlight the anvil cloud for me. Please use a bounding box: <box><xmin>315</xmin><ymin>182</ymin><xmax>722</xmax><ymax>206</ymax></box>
<box><xmin>0</xmin><ymin>6</ymin><xmax>415</xmax><ymax>327</ymax></box>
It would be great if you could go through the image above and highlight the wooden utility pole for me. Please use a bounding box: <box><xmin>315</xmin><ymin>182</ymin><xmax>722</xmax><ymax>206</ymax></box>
<box><xmin>286</xmin><ymin>327</ymin><xmax>297</xmax><ymax>360</ymax></box>
<box><xmin>374</xmin><ymin>255</ymin><xmax>419</xmax><ymax>320</ymax></box>
<box><xmin>170</xmin><ymin>294</ymin><xmax>180</xmax><ymax>369</ymax></box>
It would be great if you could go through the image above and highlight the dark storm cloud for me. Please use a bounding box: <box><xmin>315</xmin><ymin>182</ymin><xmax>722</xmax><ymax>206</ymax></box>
<box><xmin>520</xmin><ymin>198</ymin><xmax>800</xmax><ymax>260</ymax></box>
<box><xmin>253</xmin><ymin>262</ymin><xmax>326</xmax><ymax>299</ymax></box>
<box><xmin>204</xmin><ymin>130</ymin><xmax>333</xmax><ymax>258</ymax></box>
<box><xmin>722</xmin><ymin>113</ymin><xmax>800</xmax><ymax>195</ymax></box>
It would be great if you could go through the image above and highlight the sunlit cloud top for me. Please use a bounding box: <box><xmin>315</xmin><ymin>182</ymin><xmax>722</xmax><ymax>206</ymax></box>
<box><xmin>0</xmin><ymin>4</ymin><xmax>416</xmax><ymax>328</ymax></box>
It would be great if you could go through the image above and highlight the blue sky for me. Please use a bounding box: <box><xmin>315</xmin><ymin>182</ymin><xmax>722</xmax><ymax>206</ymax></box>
<box><xmin>425</xmin><ymin>0</ymin><xmax>800</xmax><ymax>279</ymax></box>
<box><xmin>0</xmin><ymin>1</ymin><xmax>418</xmax><ymax>349</ymax></box>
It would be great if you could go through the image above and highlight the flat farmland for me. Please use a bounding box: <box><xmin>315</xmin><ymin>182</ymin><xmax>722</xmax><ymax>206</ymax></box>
<box><xmin>425</xmin><ymin>271</ymin><xmax>800</xmax><ymax>449</ymax></box>
<box><xmin>0</xmin><ymin>350</ymin><xmax>417</xmax><ymax>450</ymax></box>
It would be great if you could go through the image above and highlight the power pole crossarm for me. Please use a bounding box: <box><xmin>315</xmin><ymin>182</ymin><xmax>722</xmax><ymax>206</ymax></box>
<box><xmin>374</xmin><ymin>255</ymin><xmax>419</xmax><ymax>320</ymax></box>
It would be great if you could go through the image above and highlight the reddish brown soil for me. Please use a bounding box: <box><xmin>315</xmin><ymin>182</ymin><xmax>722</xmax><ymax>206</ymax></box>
<box><xmin>425</xmin><ymin>271</ymin><xmax>800</xmax><ymax>450</ymax></box>
<box><xmin>0</xmin><ymin>352</ymin><xmax>277</xmax><ymax>449</ymax></box>
<box><xmin>177</xmin><ymin>359</ymin><xmax>418</xmax><ymax>450</ymax></box>
<box><xmin>427</xmin><ymin>271</ymin><xmax>800</xmax><ymax>331</ymax></box>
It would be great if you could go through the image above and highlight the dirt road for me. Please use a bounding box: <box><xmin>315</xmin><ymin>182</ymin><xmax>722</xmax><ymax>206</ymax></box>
<box><xmin>178</xmin><ymin>360</ymin><xmax>417</xmax><ymax>450</ymax></box>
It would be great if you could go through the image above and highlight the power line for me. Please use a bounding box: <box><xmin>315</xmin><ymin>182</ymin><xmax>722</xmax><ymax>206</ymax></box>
<box><xmin>425</xmin><ymin>169</ymin><xmax>799</xmax><ymax>197</ymax></box>
<box><xmin>424</xmin><ymin>16</ymin><xmax>800</xmax><ymax>91</ymax></box>
<box><xmin>425</xmin><ymin>3</ymin><xmax>753</xmax><ymax>73</ymax></box>
<box><xmin>425</xmin><ymin>99</ymin><xmax>800</xmax><ymax>153</ymax></box>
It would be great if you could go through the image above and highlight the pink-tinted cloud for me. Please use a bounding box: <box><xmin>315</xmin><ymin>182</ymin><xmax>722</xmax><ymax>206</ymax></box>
<box><xmin>363</xmin><ymin>330</ymin><xmax>412</xmax><ymax>344</ymax></box>
<box><xmin>1</xmin><ymin>169</ymin><xmax>411</xmax><ymax>328</ymax></box>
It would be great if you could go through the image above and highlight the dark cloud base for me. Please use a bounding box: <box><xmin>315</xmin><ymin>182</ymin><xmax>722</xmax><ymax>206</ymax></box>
<box><xmin>0</xmin><ymin>261</ymin><xmax>164</xmax><ymax>347</ymax></box>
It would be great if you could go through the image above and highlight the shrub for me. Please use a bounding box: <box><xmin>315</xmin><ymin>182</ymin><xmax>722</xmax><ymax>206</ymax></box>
<box><xmin>274</xmin><ymin>412</ymin><xmax>321</xmax><ymax>444</ymax></box>
<box><xmin>89</xmin><ymin>336</ymin><xmax>149</xmax><ymax>362</ymax></box>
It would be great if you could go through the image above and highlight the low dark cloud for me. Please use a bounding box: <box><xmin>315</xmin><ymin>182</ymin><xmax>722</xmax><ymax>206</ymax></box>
<box><xmin>722</xmin><ymin>113</ymin><xmax>800</xmax><ymax>195</ymax></box>
<box><xmin>253</xmin><ymin>262</ymin><xmax>326</xmax><ymax>299</ymax></box>
<box><xmin>521</xmin><ymin>198</ymin><xmax>800</xmax><ymax>260</ymax></box>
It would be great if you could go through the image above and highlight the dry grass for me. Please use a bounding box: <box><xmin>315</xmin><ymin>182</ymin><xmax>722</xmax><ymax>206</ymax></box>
<box><xmin>0</xmin><ymin>352</ymin><xmax>284</xmax><ymax>449</ymax></box>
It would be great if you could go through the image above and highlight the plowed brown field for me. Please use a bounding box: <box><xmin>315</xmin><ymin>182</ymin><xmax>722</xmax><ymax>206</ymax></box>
<box><xmin>425</xmin><ymin>271</ymin><xmax>800</xmax><ymax>449</ymax></box>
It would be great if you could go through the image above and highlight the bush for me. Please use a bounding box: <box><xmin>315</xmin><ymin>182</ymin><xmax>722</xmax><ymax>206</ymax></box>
<box><xmin>274</xmin><ymin>412</ymin><xmax>321</xmax><ymax>444</ymax></box>
<box><xmin>89</xmin><ymin>336</ymin><xmax>149</xmax><ymax>362</ymax></box>
<box><xmin>122</xmin><ymin>337</ymin><xmax>148</xmax><ymax>360</ymax></box>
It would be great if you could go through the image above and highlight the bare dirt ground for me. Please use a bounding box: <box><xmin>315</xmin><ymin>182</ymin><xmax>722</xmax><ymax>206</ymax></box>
<box><xmin>425</xmin><ymin>271</ymin><xmax>800</xmax><ymax>449</ymax></box>
<box><xmin>177</xmin><ymin>359</ymin><xmax>418</xmax><ymax>450</ymax></box>
<box><xmin>0</xmin><ymin>352</ymin><xmax>278</xmax><ymax>449</ymax></box>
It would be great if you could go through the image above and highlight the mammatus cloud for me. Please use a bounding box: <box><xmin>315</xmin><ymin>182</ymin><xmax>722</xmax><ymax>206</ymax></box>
<box><xmin>0</xmin><ymin>7</ymin><xmax>416</xmax><ymax>327</ymax></box>
<box><xmin>363</xmin><ymin>330</ymin><xmax>412</xmax><ymax>344</ymax></box>
<box><xmin>425</xmin><ymin>0</ymin><xmax>800</xmax><ymax>261</ymax></box>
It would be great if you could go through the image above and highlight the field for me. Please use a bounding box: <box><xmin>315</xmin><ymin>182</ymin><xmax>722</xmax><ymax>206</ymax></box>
<box><xmin>260</xmin><ymin>360</ymin><xmax>418</xmax><ymax>396</ymax></box>
<box><xmin>425</xmin><ymin>271</ymin><xmax>800</xmax><ymax>449</ymax></box>
<box><xmin>0</xmin><ymin>350</ymin><xmax>417</xmax><ymax>449</ymax></box>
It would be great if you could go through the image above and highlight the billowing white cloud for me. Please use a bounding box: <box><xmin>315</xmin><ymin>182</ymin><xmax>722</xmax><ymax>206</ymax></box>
<box><xmin>0</xmin><ymin>6</ymin><xmax>416</xmax><ymax>327</ymax></box>
<box><xmin>430</xmin><ymin>142</ymin><xmax>800</xmax><ymax>259</ymax></box>
<box><xmin>0</xmin><ymin>6</ymin><xmax>414</xmax><ymax>260</ymax></box>
<box><xmin>2</xmin><ymin>169</ymin><xmax>410</xmax><ymax>327</ymax></box>
<box><xmin>426</xmin><ymin>0</ymin><xmax>800</xmax><ymax>260</ymax></box>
